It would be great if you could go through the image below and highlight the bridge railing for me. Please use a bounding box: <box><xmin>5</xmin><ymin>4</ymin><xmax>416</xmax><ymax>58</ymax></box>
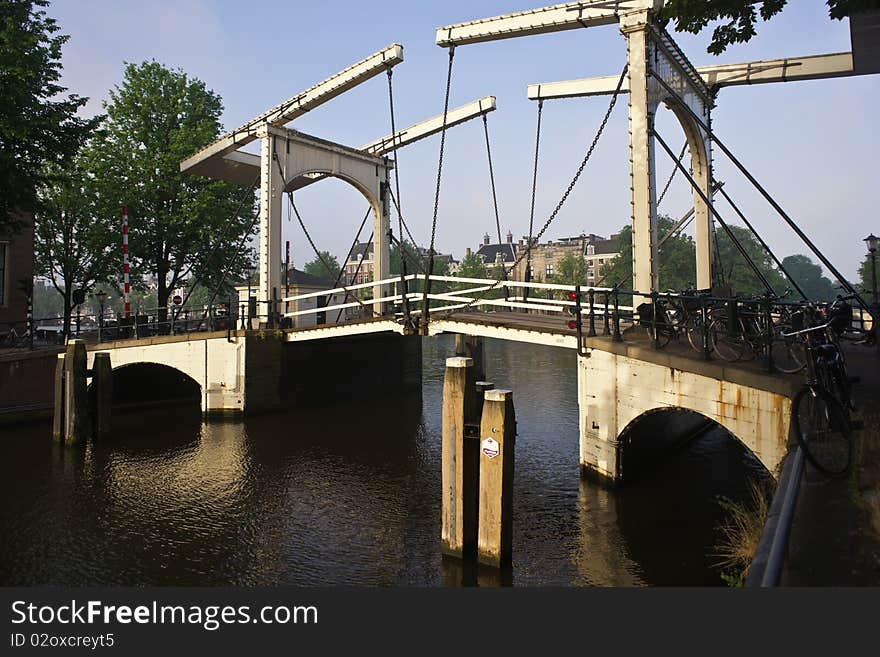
<box><xmin>1</xmin><ymin>301</ymin><xmax>240</xmax><ymax>350</ymax></box>
<box><xmin>280</xmin><ymin>274</ymin><xmax>630</xmax><ymax>323</ymax></box>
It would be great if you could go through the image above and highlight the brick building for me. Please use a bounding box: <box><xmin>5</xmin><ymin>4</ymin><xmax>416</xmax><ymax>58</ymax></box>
<box><xmin>0</xmin><ymin>211</ymin><xmax>35</xmax><ymax>332</ymax></box>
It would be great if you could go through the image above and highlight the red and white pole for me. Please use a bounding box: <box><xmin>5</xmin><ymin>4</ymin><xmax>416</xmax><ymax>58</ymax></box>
<box><xmin>122</xmin><ymin>205</ymin><xmax>131</xmax><ymax>319</ymax></box>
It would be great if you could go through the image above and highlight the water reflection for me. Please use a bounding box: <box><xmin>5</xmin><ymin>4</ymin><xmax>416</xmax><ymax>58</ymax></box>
<box><xmin>1</xmin><ymin>335</ymin><xmax>768</xmax><ymax>586</ymax></box>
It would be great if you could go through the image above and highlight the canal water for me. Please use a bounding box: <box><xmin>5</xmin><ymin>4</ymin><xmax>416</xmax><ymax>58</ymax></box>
<box><xmin>0</xmin><ymin>337</ymin><xmax>770</xmax><ymax>586</ymax></box>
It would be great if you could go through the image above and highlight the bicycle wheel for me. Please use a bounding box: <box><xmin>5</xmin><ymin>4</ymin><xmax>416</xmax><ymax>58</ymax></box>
<box><xmin>710</xmin><ymin>317</ymin><xmax>747</xmax><ymax>361</ymax></box>
<box><xmin>771</xmin><ymin>327</ymin><xmax>806</xmax><ymax>374</ymax></box>
<box><xmin>644</xmin><ymin>325</ymin><xmax>671</xmax><ymax>349</ymax></box>
<box><xmin>684</xmin><ymin>315</ymin><xmax>711</xmax><ymax>354</ymax></box>
<box><xmin>792</xmin><ymin>386</ymin><xmax>851</xmax><ymax>477</ymax></box>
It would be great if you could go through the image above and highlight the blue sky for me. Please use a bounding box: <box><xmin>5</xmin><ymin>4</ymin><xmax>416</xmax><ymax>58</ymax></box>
<box><xmin>50</xmin><ymin>1</ymin><xmax>878</xmax><ymax>281</ymax></box>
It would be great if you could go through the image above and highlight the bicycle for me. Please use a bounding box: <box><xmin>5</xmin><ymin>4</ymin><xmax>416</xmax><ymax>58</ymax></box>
<box><xmin>785</xmin><ymin>319</ymin><xmax>853</xmax><ymax>477</ymax></box>
<box><xmin>0</xmin><ymin>324</ymin><xmax>32</xmax><ymax>348</ymax></box>
<box><xmin>637</xmin><ymin>289</ymin><xmax>711</xmax><ymax>353</ymax></box>
<box><xmin>708</xmin><ymin>293</ymin><xmax>806</xmax><ymax>373</ymax></box>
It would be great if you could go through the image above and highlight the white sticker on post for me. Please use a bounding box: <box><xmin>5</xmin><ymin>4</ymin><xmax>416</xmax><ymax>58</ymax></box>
<box><xmin>481</xmin><ymin>437</ymin><xmax>499</xmax><ymax>459</ymax></box>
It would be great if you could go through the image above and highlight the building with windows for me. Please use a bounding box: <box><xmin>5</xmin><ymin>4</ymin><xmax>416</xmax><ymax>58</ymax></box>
<box><xmin>582</xmin><ymin>233</ymin><xmax>621</xmax><ymax>284</ymax></box>
<box><xmin>466</xmin><ymin>230</ymin><xmax>621</xmax><ymax>285</ymax></box>
<box><xmin>470</xmin><ymin>231</ymin><xmax>526</xmax><ymax>280</ymax></box>
<box><xmin>345</xmin><ymin>241</ymin><xmax>374</xmax><ymax>285</ymax></box>
<box><xmin>0</xmin><ymin>212</ymin><xmax>35</xmax><ymax>332</ymax></box>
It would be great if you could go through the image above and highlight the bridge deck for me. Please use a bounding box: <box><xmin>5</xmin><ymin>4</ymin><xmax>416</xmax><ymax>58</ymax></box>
<box><xmin>286</xmin><ymin>310</ymin><xmax>801</xmax><ymax>397</ymax></box>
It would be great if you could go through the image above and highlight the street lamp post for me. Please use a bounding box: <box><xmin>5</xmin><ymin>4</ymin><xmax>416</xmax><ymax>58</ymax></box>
<box><xmin>95</xmin><ymin>290</ymin><xmax>107</xmax><ymax>343</ymax></box>
<box><xmin>864</xmin><ymin>234</ymin><xmax>878</xmax><ymax>306</ymax></box>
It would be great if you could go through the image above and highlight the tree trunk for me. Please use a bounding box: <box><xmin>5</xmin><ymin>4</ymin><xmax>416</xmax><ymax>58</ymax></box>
<box><xmin>62</xmin><ymin>287</ymin><xmax>72</xmax><ymax>340</ymax></box>
<box><xmin>157</xmin><ymin>262</ymin><xmax>169</xmax><ymax>333</ymax></box>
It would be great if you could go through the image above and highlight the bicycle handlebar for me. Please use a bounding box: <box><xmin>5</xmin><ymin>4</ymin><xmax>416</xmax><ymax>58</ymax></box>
<box><xmin>782</xmin><ymin>320</ymin><xmax>834</xmax><ymax>338</ymax></box>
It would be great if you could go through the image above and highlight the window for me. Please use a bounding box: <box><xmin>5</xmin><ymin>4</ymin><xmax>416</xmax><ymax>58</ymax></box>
<box><xmin>598</xmin><ymin>258</ymin><xmax>605</xmax><ymax>265</ymax></box>
<box><xmin>0</xmin><ymin>243</ymin><xmax>6</xmax><ymax>306</ymax></box>
<box><xmin>545</xmin><ymin>263</ymin><xmax>554</xmax><ymax>277</ymax></box>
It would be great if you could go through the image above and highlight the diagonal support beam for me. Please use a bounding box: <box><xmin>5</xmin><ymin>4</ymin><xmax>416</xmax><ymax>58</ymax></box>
<box><xmin>191</xmin><ymin>96</ymin><xmax>497</xmax><ymax>189</ymax></box>
<box><xmin>180</xmin><ymin>44</ymin><xmax>404</xmax><ymax>176</ymax></box>
<box><xmin>435</xmin><ymin>0</ymin><xmax>662</xmax><ymax>47</ymax></box>
<box><xmin>360</xmin><ymin>96</ymin><xmax>496</xmax><ymax>154</ymax></box>
<box><xmin>528</xmin><ymin>52</ymin><xmax>862</xmax><ymax>99</ymax></box>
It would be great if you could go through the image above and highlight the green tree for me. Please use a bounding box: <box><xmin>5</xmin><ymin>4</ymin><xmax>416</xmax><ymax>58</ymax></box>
<box><xmin>663</xmin><ymin>0</ymin><xmax>879</xmax><ymax>55</ymax></box>
<box><xmin>86</xmin><ymin>60</ymin><xmax>256</xmax><ymax>322</ymax></box>
<box><xmin>599</xmin><ymin>216</ymin><xmax>697</xmax><ymax>291</ymax></box>
<box><xmin>0</xmin><ymin>0</ymin><xmax>98</xmax><ymax>232</ymax></box>
<box><xmin>32</xmin><ymin>281</ymin><xmax>63</xmax><ymax>319</ymax></box>
<box><xmin>457</xmin><ymin>252</ymin><xmax>488</xmax><ymax>279</ymax></box>
<box><xmin>390</xmin><ymin>240</ymin><xmax>421</xmax><ymax>276</ymax></box>
<box><xmin>33</xmin><ymin>149</ymin><xmax>115</xmax><ymax>336</ymax></box>
<box><xmin>781</xmin><ymin>254</ymin><xmax>836</xmax><ymax>301</ymax></box>
<box><xmin>553</xmin><ymin>251</ymin><xmax>588</xmax><ymax>286</ymax></box>
<box><xmin>857</xmin><ymin>252</ymin><xmax>877</xmax><ymax>299</ymax></box>
<box><xmin>715</xmin><ymin>224</ymin><xmax>785</xmax><ymax>296</ymax></box>
<box><xmin>303</xmin><ymin>251</ymin><xmax>340</xmax><ymax>281</ymax></box>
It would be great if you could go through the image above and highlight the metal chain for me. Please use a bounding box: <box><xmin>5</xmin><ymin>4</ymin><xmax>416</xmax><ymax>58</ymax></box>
<box><xmin>527</xmin><ymin>98</ymin><xmax>544</xmax><ymax>276</ymax></box>
<box><xmin>482</xmin><ymin>112</ymin><xmax>506</xmax><ymax>279</ymax></box>
<box><xmin>657</xmin><ymin>141</ymin><xmax>687</xmax><ymax>207</ymax></box>
<box><xmin>386</xmin><ymin>66</ymin><xmax>412</xmax><ymax>327</ymax></box>
<box><xmin>336</xmin><ymin>230</ymin><xmax>373</xmax><ymax>324</ymax></box>
<box><xmin>386</xmin><ymin>188</ymin><xmax>428</xmax><ymax>276</ymax></box>
<box><xmin>421</xmin><ymin>44</ymin><xmax>456</xmax><ymax>329</ymax></box>
<box><xmin>438</xmin><ymin>63</ymin><xmax>629</xmax><ymax>318</ymax></box>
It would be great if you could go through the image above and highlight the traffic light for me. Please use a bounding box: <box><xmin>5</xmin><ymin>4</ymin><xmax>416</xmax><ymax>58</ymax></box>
<box><xmin>566</xmin><ymin>288</ymin><xmax>582</xmax><ymax>332</ymax></box>
<box><xmin>72</xmin><ymin>288</ymin><xmax>86</xmax><ymax>306</ymax></box>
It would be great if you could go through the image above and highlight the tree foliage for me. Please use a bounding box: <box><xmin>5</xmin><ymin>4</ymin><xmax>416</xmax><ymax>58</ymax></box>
<box><xmin>857</xmin><ymin>252</ymin><xmax>877</xmax><ymax>298</ymax></box>
<box><xmin>597</xmin><ymin>218</ymin><xmax>818</xmax><ymax>297</ymax></box>
<box><xmin>600</xmin><ymin>216</ymin><xmax>698</xmax><ymax>291</ymax></box>
<box><xmin>33</xmin><ymin>147</ymin><xmax>115</xmax><ymax>335</ymax></box>
<box><xmin>457</xmin><ymin>252</ymin><xmax>488</xmax><ymax>279</ymax></box>
<box><xmin>781</xmin><ymin>254</ymin><xmax>836</xmax><ymax>301</ymax></box>
<box><xmin>663</xmin><ymin>0</ymin><xmax>880</xmax><ymax>55</ymax></box>
<box><xmin>303</xmin><ymin>250</ymin><xmax>340</xmax><ymax>281</ymax></box>
<box><xmin>552</xmin><ymin>251</ymin><xmax>589</xmax><ymax>286</ymax></box>
<box><xmin>714</xmin><ymin>224</ymin><xmax>785</xmax><ymax>296</ymax></box>
<box><xmin>86</xmin><ymin>60</ymin><xmax>256</xmax><ymax>318</ymax></box>
<box><xmin>0</xmin><ymin>0</ymin><xmax>99</xmax><ymax>231</ymax></box>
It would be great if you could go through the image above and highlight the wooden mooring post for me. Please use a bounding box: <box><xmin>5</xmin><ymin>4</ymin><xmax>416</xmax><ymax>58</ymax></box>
<box><xmin>454</xmin><ymin>334</ymin><xmax>485</xmax><ymax>381</ymax></box>
<box><xmin>478</xmin><ymin>389</ymin><xmax>515</xmax><ymax>569</ymax></box>
<box><xmin>91</xmin><ymin>352</ymin><xmax>113</xmax><ymax>438</ymax></box>
<box><xmin>441</xmin><ymin>356</ymin><xmax>479</xmax><ymax>558</ymax></box>
<box><xmin>52</xmin><ymin>340</ymin><xmax>112</xmax><ymax>443</ymax></box>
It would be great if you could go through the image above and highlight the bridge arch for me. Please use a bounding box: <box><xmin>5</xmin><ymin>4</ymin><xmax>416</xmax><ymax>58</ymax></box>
<box><xmin>615</xmin><ymin>406</ymin><xmax>769</xmax><ymax>484</ymax></box>
<box><xmin>83</xmin><ymin>336</ymin><xmax>246</xmax><ymax>416</ymax></box>
<box><xmin>578</xmin><ymin>348</ymin><xmax>792</xmax><ymax>484</ymax></box>
<box><xmin>106</xmin><ymin>362</ymin><xmax>202</xmax><ymax>409</ymax></box>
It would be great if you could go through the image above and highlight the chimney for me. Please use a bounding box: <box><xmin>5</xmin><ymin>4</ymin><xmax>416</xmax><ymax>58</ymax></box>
<box><xmin>466</xmin><ymin>247</ymin><xmax>472</xmax><ymax>257</ymax></box>
<box><xmin>506</xmin><ymin>230</ymin><xmax>513</xmax><ymax>244</ymax></box>
<box><xmin>483</xmin><ymin>233</ymin><xmax>490</xmax><ymax>246</ymax></box>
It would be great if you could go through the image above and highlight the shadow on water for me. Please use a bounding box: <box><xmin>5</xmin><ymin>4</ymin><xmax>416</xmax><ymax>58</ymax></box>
<box><xmin>1</xmin><ymin>335</ymin><xmax>774</xmax><ymax>586</ymax></box>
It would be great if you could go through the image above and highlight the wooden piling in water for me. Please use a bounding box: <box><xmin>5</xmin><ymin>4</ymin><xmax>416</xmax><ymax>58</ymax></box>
<box><xmin>441</xmin><ymin>356</ymin><xmax>479</xmax><ymax>558</ymax></box>
<box><xmin>91</xmin><ymin>352</ymin><xmax>113</xmax><ymax>437</ymax></box>
<box><xmin>478</xmin><ymin>388</ymin><xmax>515</xmax><ymax>569</ymax></box>
<box><xmin>455</xmin><ymin>334</ymin><xmax>485</xmax><ymax>382</ymax></box>
<box><xmin>52</xmin><ymin>356</ymin><xmax>65</xmax><ymax>441</ymax></box>
<box><xmin>60</xmin><ymin>340</ymin><xmax>91</xmax><ymax>444</ymax></box>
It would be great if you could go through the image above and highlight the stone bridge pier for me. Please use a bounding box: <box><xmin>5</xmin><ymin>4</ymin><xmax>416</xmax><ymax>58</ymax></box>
<box><xmin>577</xmin><ymin>344</ymin><xmax>796</xmax><ymax>484</ymax></box>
